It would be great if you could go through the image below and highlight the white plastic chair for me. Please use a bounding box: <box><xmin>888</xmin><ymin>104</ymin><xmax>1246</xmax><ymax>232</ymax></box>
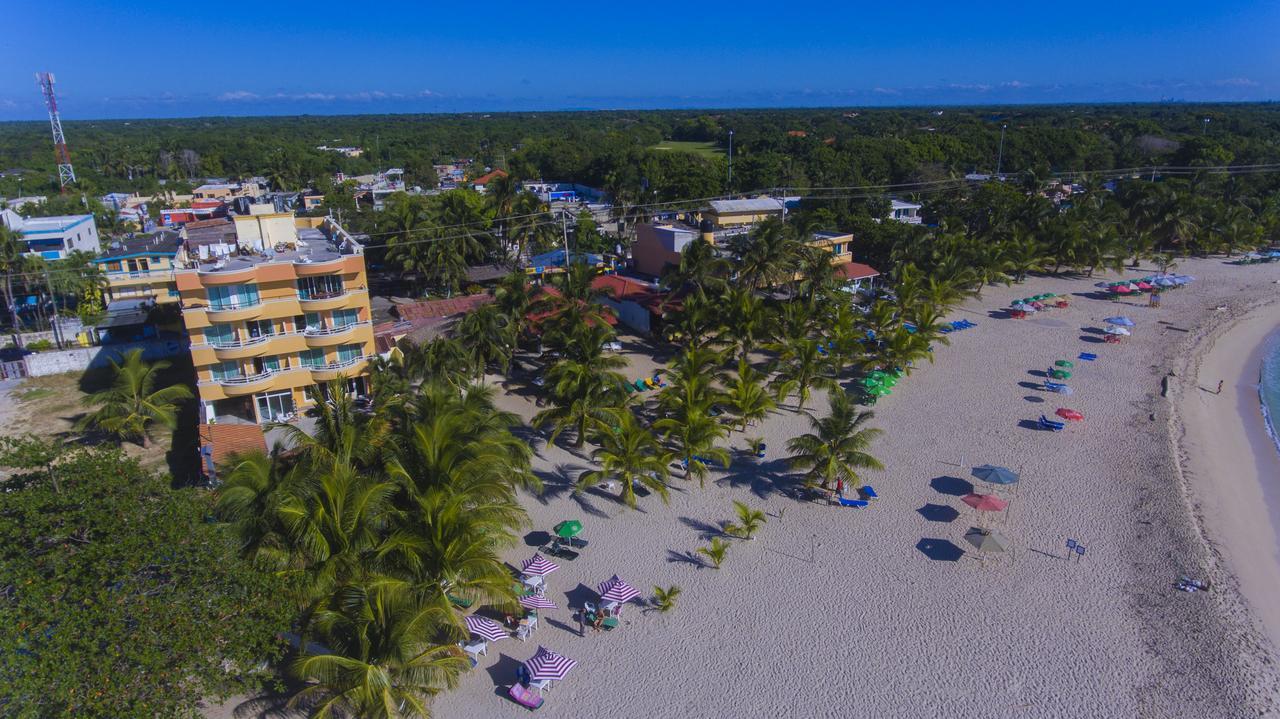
<box><xmin>463</xmin><ymin>641</ymin><xmax>487</xmax><ymax>660</ymax></box>
<box><xmin>530</xmin><ymin>679</ymin><xmax>551</xmax><ymax>695</ymax></box>
<box><xmin>516</xmin><ymin>624</ymin><xmax>531</xmax><ymax>641</ymax></box>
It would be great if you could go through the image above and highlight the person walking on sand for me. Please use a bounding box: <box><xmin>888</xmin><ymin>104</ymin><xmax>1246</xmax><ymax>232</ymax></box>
<box><xmin>1216</xmin><ymin>380</ymin><xmax>1224</xmax><ymax>394</ymax></box>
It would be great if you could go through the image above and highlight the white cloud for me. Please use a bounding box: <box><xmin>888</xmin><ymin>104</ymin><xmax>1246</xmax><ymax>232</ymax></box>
<box><xmin>1215</xmin><ymin>77</ymin><xmax>1258</xmax><ymax>87</ymax></box>
<box><xmin>217</xmin><ymin>90</ymin><xmax>259</xmax><ymax>101</ymax></box>
<box><xmin>1001</xmin><ymin>80</ymin><xmax>1028</xmax><ymax>89</ymax></box>
<box><xmin>872</xmin><ymin>87</ymin><xmax>901</xmax><ymax>95</ymax></box>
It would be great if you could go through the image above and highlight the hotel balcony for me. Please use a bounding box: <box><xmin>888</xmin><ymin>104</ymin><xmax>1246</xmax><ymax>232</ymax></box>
<box><xmin>210</xmin><ymin>335</ymin><xmax>272</xmax><ymax>361</ymax></box>
<box><xmin>207</xmin><ymin>366</ymin><xmax>309</xmax><ymax>397</ymax></box>
<box><xmin>309</xmin><ymin>355</ymin><xmax>372</xmax><ymax>381</ymax></box>
<box><xmin>303</xmin><ymin>321</ymin><xmax>370</xmax><ymax>347</ymax></box>
<box><xmin>298</xmin><ymin>288</ymin><xmax>366</xmax><ymax>312</ymax></box>
<box><xmin>293</xmin><ymin>256</ymin><xmax>351</xmax><ymax>276</ymax></box>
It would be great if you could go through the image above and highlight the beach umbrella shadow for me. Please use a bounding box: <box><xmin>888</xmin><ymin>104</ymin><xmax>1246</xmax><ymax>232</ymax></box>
<box><xmin>1024</xmin><ymin>395</ymin><xmax>1045</xmax><ymax>404</ymax></box>
<box><xmin>484</xmin><ymin>653</ymin><xmax>525</xmax><ymax>687</ymax></box>
<box><xmin>916</xmin><ymin>538</ymin><xmax>965</xmax><ymax>562</ymax></box>
<box><xmin>917</xmin><ymin>503</ymin><xmax>960</xmax><ymax>523</ymax></box>
<box><xmin>1018</xmin><ymin>381</ymin><xmax>1046</xmax><ymax>391</ymax></box>
<box><xmin>929</xmin><ymin>476</ymin><xmax>974</xmax><ymax>496</ymax></box>
<box><xmin>1079</xmin><ymin>335</ymin><xmax>1105</xmax><ymax>344</ymax></box>
<box><xmin>523</xmin><ymin>530</ymin><xmax>552</xmax><ymax>548</ymax></box>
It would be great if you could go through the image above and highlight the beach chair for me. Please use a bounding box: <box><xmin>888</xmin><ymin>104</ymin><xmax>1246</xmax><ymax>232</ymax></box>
<box><xmin>634</xmin><ymin>379</ymin><xmax>648</xmax><ymax>392</ymax></box>
<box><xmin>543</xmin><ymin>543</ymin><xmax>579</xmax><ymax>561</ymax></box>
<box><xmin>448</xmin><ymin>594</ymin><xmax>474</xmax><ymax>610</ymax></box>
<box><xmin>859</xmin><ymin>485</ymin><xmax>879</xmax><ymax>501</ymax></box>
<box><xmin>565</xmin><ymin>536</ymin><xmax>589</xmax><ymax>549</ymax></box>
<box><xmin>1038</xmin><ymin>415</ymin><xmax>1066</xmax><ymax>432</ymax></box>
<box><xmin>836</xmin><ymin>495</ymin><xmax>870</xmax><ymax>508</ymax></box>
<box><xmin>1077</xmin><ymin>352</ymin><xmax>1097</xmax><ymax>362</ymax></box>
<box><xmin>602</xmin><ymin>617</ymin><xmax>620</xmax><ymax>631</ymax></box>
<box><xmin>509</xmin><ymin>683</ymin><xmax>544</xmax><ymax>710</ymax></box>
<box><xmin>1043</xmin><ymin>381</ymin><xmax>1071</xmax><ymax>394</ymax></box>
<box><xmin>462</xmin><ymin>640</ymin><xmax>487</xmax><ymax>661</ymax></box>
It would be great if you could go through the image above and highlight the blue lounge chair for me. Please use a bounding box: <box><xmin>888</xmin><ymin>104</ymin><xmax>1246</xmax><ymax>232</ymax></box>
<box><xmin>1039</xmin><ymin>415</ymin><xmax>1066</xmax><ymax>432</ymax></box>
<box><xmin>1043</xmin><ymin>381</ymin><xmax>1072</xmax><ymax>394</ymax></box>
<box><xmin>859</xmin><ymin>485</ymin><xmax>879</xmax><ymax>501</ymax></box>
<box><xmin>837</xmin><ymin>495</ymin><xmax>869</xmax><ymax>508</ymax></box>
<box><xmin>1078</xmin><ymin>352</ymin><xmax>1097</xmax><ymax>362</ymax></box>
<box><xmin>754</xmin><ymin>443</ymin><xmax>767</xmax><ymax>459</ymax></box>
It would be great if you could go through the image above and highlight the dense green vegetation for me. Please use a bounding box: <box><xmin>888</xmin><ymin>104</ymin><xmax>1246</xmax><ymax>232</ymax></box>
<box><xmin>0</xmin><ymin>443</ymin><xmax>292</xmax><ymax>718</ymax></box>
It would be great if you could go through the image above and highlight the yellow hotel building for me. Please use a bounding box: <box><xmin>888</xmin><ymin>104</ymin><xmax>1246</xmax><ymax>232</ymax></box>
<box><xmin>175</xmin><ymin>212</ymin><xmax>375</xmax><ymax>424</ymax></box>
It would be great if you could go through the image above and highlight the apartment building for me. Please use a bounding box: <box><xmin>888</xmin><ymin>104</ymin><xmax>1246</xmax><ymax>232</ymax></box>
<box><xmin>92</xmin><ymin>232</ymin><xmax>184</xmax><ymax>304</ymax></box>
<box><xmin>175</xmin><ymin>212</ymin><xmax>375</xmax><ymax>424</ymax></box>
<box><xmin>1</xmin><ymin>208</ymin><xmax>100</xmax><ymax>259</ymax></box>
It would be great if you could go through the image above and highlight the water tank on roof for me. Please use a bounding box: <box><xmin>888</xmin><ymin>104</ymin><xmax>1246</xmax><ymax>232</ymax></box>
<box><xmin>699</xmin><ymin>219</ymin><xmax>714</xmax><ymax>233</ymax></box>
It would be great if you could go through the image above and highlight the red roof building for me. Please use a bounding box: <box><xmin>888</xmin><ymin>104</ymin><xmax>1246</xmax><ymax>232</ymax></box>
<box><xmin>198</xmin><ymin>422</ymin><xmax>267</xmax><ymax>483</ymax></box>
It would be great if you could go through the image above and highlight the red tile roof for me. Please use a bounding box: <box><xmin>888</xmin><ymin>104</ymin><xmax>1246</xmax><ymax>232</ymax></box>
<box><xmin>393</xmin><ymin>294</ymin><xmax>494</xmax><ymax>322</ymax></box>
<box><xmin>591</xmin><ymin>275</ymin><xmax>660</xmax><ymax>302</ymax></box>
<box><xmin>199</xmin><ymin>422</ymin><xmax>267</xmax><ymax>467</ymax></box>
<box><xmin>472</xmin><ymin>169</ymin><xmax>508</xmax><ymax>186</ymax></box>
<box><xmin>833</xmin><ymin>262</ymin><xmax>880</xmax><ymax>281</ymax></box>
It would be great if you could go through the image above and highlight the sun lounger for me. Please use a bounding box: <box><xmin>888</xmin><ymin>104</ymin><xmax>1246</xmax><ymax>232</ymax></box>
<box><xmin>634</xmin><ymin>379</ymin><xmax>648</xmax><ymax>391</ymax></box>
<box><xmin>1078</xmin><ymin>352</ymin><xmax>1097</xmax><ymax>361</ymax></box>
<box><xmin>448</xmin><ymin>594</ymin><xmax>474</xmax><ymax>609</ymax></box>
<box><xmin>1043</xmin><ymin>381</ymin><xmax>1072</xmax><ymax>394</ymax></box>
<box><xmin>859</xmin><ymin>485</ymin><xmax>879</xmax><ymax>501</ymax></box>
<box><xmin>565</xmin><ymin>536</ymin><xmax>588</xmax><ymax>549</ymax></box>
<box><xmin>602</xmin><ymin>617</ymin><xmax>620</xmax><ymax>631</ymax></box>
<box><xmin>1038</xmin><ymin>415</ymin><xmax>1066</xmax><ymax>431</ymax></box>
<box><xmin>509</xmin><ymin>683</ymin><xmax>545</xmax><ymax>710</ymax></box>
<box><xmin>837</xmin><ymin>495</ymin><xmax>870</xmax><ymax>508</ymax></box>
<box><xmin>543</xmin><ymin>543</ymin><xmax>579</xmax><ymax>561</ymax></box>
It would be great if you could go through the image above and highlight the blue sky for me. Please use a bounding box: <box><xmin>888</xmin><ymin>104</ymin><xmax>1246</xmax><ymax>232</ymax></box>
<box><xmin>1</xmin><ymin>0</ymin><xmax>1276</xmax><ymax>120</ymax></box>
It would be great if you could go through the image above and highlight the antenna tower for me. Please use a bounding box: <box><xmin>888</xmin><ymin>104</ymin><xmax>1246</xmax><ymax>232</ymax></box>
<box><xmin>36</xmin><ymin>72</ymin><xmax>76</xmax><ymax>191</ymax></box>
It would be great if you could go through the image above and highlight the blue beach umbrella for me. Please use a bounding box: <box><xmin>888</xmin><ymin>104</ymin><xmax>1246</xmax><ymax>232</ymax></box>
<box><xmin>971</xmin><ymin>465</ymin><xmax>1019</xmax><ymax>486</ymax></box>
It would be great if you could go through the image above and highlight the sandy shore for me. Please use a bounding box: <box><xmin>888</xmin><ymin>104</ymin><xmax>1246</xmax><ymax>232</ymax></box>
<box><xmin>203</xmin><ymin>258</ymin><xmax>1280</xmax><ymax>719</ymax></box>
<box><xmin>1172</xmin><ymin>298</ymin><xmax>1280</xmax><ymax>659</ymax></box>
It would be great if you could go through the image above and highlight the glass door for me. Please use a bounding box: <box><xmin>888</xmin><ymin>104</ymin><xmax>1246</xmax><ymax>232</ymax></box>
<box><xmin>256</xmin><ymin>391</ymin><xmax>296</xmax><ymax>422</ymax></box>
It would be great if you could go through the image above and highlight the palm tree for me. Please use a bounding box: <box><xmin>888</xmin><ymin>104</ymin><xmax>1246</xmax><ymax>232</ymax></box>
<box><xmin>494</xmin><ymin>271</ymin><xmax>532</xmax><ymax>338</ymax></box>
<box><xmin>786</xmin><ymin>391</ymin><xmax>884</xmax><ymax>491</ymax></box>
<box><xmin>533</xmin><ymin>324</ymin><xmax>629</xmax><ymax>447</ymax></box>
<box><xmin>725</xmin><ymin>357</ymin><xmax>775</xmax><ymax>432</ymax></box>
<box><xmin>0</xmin><ymin>224</ymin><xmax>25</xmax><ymax>346</ymax></box>
<box><xmin>578</xmin><ymin>408</ymin><xmax>671</xmax><ymax>508</ymax></box>
<box><xmin>452</xmin><ymin>303</ymin><xmax>514</xmax><ymax>376</ymax></box>
<box><xmin>730</xmin><ymin>500</ymin><xmax>766</xmax><ymax>539</ymax></box>
<box><xmin>732</xmin><ymin>217</ymin><xmax>802</xmax><ymax>290</ymax></box>
<box><xmin>719</xmin><ymin>287</ymin><xmax>771</xmax><ymax>362</ymax></box>
<box><xmin>661</xmin><ymin>236</ymin><xmax>730</xmax><ymax>296</ymax></box>
<box><xmin>653</xmin><ymin>394</ymin><xmax>730</xmax><ymax>487</ymax></box>
<box><xmin>216</xmin><ymin>449</ymin><xmax>306</xmax><ymax>569</ymax></box>
<box><xmin>767</xmin><ymin>337</ymin><xmax>836</xmax><ymax>411</ymax></box>
<box><xmin>651</xmin><ymin>585</ymin><xmax>681</xmax><ymax>612</ymax></box>
<box><xmin>1002</xmin><ymin>229</ymin><xmax>1051</xmax><ymax>282</ymax></box>
<box><xmin>290</xmin><ymin>581</ymin><xmax>469</xmax><ymax>719</ymax></box>
<box><xmin>696</xmin><ymin>537</ymin><xmax>729</xmax><ymax>568</ymax></box>
<box><xmin>76</xmin><ymin>349</ymin><xmax>193</xmax><ymax>447</ymax></box>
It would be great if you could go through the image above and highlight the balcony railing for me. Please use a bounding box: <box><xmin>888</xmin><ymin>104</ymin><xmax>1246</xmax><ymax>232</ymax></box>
<box><xmin>297</xmin><ymin>289</ymin><xmax>347</xmax><ymax>301</ymax></box>
<box><xmin>203</xmin><ymin>365</ymin><xmax>306</xmax><ymax>387</ymax></box>
<box><xmin>309</xmin><ymin>355</ymin><xmax>373</xmax><ymax>372</ymax></box>
<box><xmin>303</xmin><ymin>320</ymin><xmax>370</xmax><ymax>337</ymax></box>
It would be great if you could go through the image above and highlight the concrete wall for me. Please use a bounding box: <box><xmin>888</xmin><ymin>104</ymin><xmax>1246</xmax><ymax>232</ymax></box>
<box><xmin>23</xmin><ymin>338</ymin><xmax>187</xmax><ymax>377</ymax></box>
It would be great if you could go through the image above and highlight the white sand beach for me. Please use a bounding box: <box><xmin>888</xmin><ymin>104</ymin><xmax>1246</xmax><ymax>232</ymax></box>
<box><xmin>203</xmin><ymin>258</ymin><xmax>1280</xmax><ymax>719</ymax></box>
<box><xmin>1173</xmin><ymin>299</ymin><xmax>1280</xmax><ymax>656</ymax></box>
<box><xmin>425</xmin><ymin>258</ymin><xmax>1280</xmax><ymax>719</ymax></box>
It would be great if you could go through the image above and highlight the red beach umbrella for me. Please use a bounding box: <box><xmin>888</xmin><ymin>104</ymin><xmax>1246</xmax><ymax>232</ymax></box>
<box><xmin>961</xmin><ymin>493</ymin><xmax>1010</xmax><ymax>512</ymax></box>
<box><xmin>1055</xmin><ymin>408</ymin><xmax>1084</xmax><ymax>422</ymax></box>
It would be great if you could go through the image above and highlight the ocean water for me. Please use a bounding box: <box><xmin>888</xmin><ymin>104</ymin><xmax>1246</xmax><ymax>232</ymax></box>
<box><xmin>1261</xmin><ymin>331</ymin><xmax>1280</xmax><ymax>458</ymax></box>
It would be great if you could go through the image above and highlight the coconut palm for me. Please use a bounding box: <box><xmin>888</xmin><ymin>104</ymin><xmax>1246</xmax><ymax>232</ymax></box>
<box><xmin>452</xmin><ymin>303</ymin><xmax>514</xmax><ymax>376</ymax></box>
<box><xmin>732</xmin><ymin>217</ymin><xmax>801</xmax><ymax>289</ymax></box>
<box><xmin>216</xmin><ymin>449</ymin><xmax>306</xmax><ymax>569</ymax></box>
<box><xmin>654</xmin><ymin>373</ymin><xmax>730</xmax><ymax>487</ymax></box>
<box><xmin>578</xmin><ymin>408</ymin><xmax>672</xmax><ymax>508</ymax></box>
<box><xmin>786</xmin><ymin>391</ymin><xmax>883</xmax><ymax>491</ymax></box>
<box><xmin>651</xmin><ymin>585</ymin><xmax>681</xmax><ymax>612</ymax></box>
<box><xmin>719</xmin><ymin>286</ymin><xmax>771</xmax><ymax>362</ymax></box>
<box><xmin>767</xmin><ymin>337</ymin><xmax>836</xmax><ymax>411</ymax></box>
<box><xmin>725</xmin><ymin>357</ymin><xmax>775</xmax><ymax>432</ymax></box>
<box><xmin>0</xmin><ymin>224</ymin><xmax>25</xmax><ymax>345</ymax></box>
<box><xmin>661</xmin><ymin>236</ymin><xmax>730</xmax><ymax>296</ymax></box>
<box><xmin>533</xmin><ymin>324</ymin><xmax>629</xmax><ymax>447</ymax></box>
<box><xmin>730</xmin><ymin>500</ymin><xmax>766</xmax><ymax>539</ymax></box>
<box><xmin>696</xmin><ymin>537</ymin><xmax>729</xmax><ymax>568</ymax></box>
<box><xmin>76</xmin><ymin>349</ymin><xmax>193</xmax><ymax>447</ymax></box>
<box><xmin>290</xmin><ymin>580</ymin><xmax>469</xmax><ymax>719</ymax></box>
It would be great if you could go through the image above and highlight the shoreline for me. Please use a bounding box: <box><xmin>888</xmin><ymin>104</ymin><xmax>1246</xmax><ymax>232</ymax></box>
<box><xmin>1174</xmin><ymin>304</ymin><xmax>1280</xmax><ymax>653</ymax></box>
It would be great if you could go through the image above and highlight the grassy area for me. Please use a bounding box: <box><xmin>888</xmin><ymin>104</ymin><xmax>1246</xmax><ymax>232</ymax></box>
<box><xmin>651</xmin><ymin>140</ymin><xmax>725</xmax><ymax>158</ymax></box>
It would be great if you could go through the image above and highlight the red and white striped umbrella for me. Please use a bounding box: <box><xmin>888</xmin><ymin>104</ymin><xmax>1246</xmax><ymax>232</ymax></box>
<box><xmin>597</xmin><ymin>575</ymin><xmax>640</xmax><ymax>604</ymax></box>
<box><xmin>521</xmin><ymin>553</ymin><xmax>559</xmax><ymax>577</ymax></box>
<box><xmin>464</xmin><ymin>615</ymin><xmax>509</xmax><ymax>642</ymax></box>
<box><xmin>519</xmin><ymin>592</ymin><xmax>557</xmax><ymax>610</ymax></box>
<box><xmin>525</xmin><ymin>646</ymin><xmax>578</xmax><ymax>682</ymax></box>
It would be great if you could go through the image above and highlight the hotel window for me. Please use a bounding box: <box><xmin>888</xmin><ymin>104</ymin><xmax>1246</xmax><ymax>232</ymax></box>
<box><xmin>208</xmin><ymin>284</ymin><xmax>260</xmax><ymax>310</ymax></box>
<box><xmin>296</xmin><ymin>312</ymin><xmax>323</xmax><ymax>332</ymax></box>
<box><xmin>246</xmin><ymin>319</ymin><xmax>275</xmax><ymax>339</ymax></box>
<box><xmin>205</xmin><ymin>324</ymin><xmax>235</xmax><ymax>347</ymax></box>
<box><xmin>331</xmin><ymin>309</ymin><xmax>359</xmax><ymax>329</ymax></box>
<box><xmin>210</xmin><ymin>360</ymin><xmax>242</xmax><ymax>381</ymax></box>
<box><xmin>831</xmin><ymin>243</ymin><xmax>843</xmax><ymax>255</ymax></box>
<box><xmin>298</xmin><ymin>274</ymin><xmax>344</xmax><ymax>300</ymax></box>
<box><xmin>253</xmin><ymin>356</ymin><xmax>282</xmax><ymax>374</ymax></box>
<box><xmin>336</xmin><ymin>344</ymin><xmax>362</xmax><ymax>364</ymax></box>
<box><xmin>300</xmin><ymin>348</ymin><xmax>326</xmax><ymax>367</ymax></box>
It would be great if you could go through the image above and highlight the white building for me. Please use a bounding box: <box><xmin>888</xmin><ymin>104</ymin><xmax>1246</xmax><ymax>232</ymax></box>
<box><xmin>888</xmin><ymin>199</ymin><xmax>923</xmax><ymax>224</ymax></box>
<box><xmin>1</xmin><ymin>209</ymin><xmax>100</xmax><ymax>259</ymax></box>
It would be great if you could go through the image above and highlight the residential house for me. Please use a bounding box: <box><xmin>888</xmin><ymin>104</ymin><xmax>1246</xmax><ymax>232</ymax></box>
<box><xmin>92</xmin><ymin>231</ymin><xmax>184</xmax><ymax>304</ymax></box>
<box><xmin>1</xmin><ymin>208</ymin><xmax>100</xmax><ymax>259</ymax></box>
<box><xmin>591</xmin><ymin>274</ymin><xmax>666</xmax><ymax>335</ymax></box>
<box><xmin>176</xmin><ymin>212</ymin><xmax>375</xmax><ymax>425</ymax></box>
<box><xmin>471</xmin><ymin>168</ymin><xmax>508</xmax><ymax>193</ymax></box>
<box><xmin>888</xmin><ymin>199</ymin><xmax>923</xmax><ymax>224</ymax></box>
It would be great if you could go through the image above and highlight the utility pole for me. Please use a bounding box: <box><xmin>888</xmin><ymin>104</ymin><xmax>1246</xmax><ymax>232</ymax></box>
<box><xmin>560</xmin><ymin>207</ymin><xmax>570</xmax><ymax>263</ymax></box>
<box><xmin>1202</xmin><ymin>117</ymin><xmax>1210</xmax><ymax>135</ymax></box>
<box><xmin>996</xmin><ymin>124</ymin><xmax>1007</xmax><ymax>177</ymax></box>
<box><xmin>41</xmin><ymin>264</ymin><xmax>63</xmax><ymax>349</ymax></box>
<box><xmin>727</xmin><ymin>129</ymin><xmax>734</xmax><ymax>191</ymax></box>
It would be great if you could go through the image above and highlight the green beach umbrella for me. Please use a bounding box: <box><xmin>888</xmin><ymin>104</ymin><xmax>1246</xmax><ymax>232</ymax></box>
<box><xmin>554</xmin><ymin>520</ymin><xmax>583</xmax><ymax>539</ymax></box>
<box><xmin>1055</xmin><ymin>360</ymin><xmax>1073</xmax><ymax>368</ymax></box>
